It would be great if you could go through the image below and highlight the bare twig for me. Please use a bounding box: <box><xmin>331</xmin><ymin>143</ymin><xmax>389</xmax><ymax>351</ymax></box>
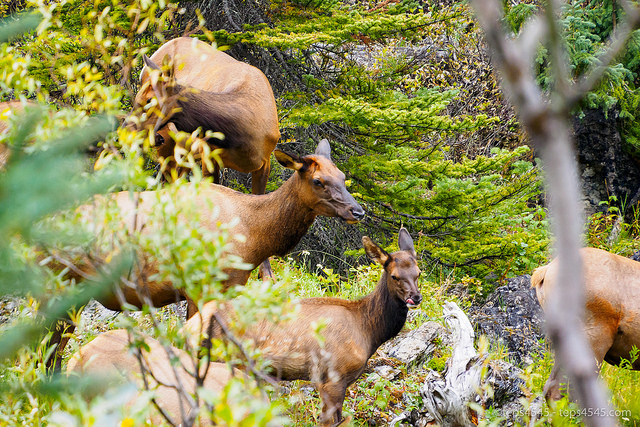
<box><xmin>116</xmin><ymin>276</ymin><xmax>198</xmax><ymax>427</ymax></box>
<box><xmin>209</xmin><ymin>311</ymin><xmax>280</xmax><ymax>388</ymax></box>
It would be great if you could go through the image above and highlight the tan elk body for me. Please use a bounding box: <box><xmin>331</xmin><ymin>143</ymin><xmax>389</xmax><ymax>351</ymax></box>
<box><xmin>187</xmin><ymin>229</ymin><xmax>421</xmax><ymax>426</ymax></box>
<box><xmin>531</xmin><ymin>247</ymin><xmax>640</xmax><ymax>401</ymax></box>
<box><xmin>135</xmin><ymin>36</ymin><xmax>280</xmax><ymax>195</ymax></box>
<box><xmin>67</xmin><ymin>329</ymin><xmax>243</xmax><ymax>425</ymax></box>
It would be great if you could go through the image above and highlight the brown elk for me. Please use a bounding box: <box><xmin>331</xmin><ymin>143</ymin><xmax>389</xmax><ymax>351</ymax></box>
<box><xmin>47</xmin><ymin>139</ymin><xmax>364</xmax><ymax>369</ymax></box>
<box><xmin>531</xmin><ymin>247</ymin><xmax>640</xmax><ymax>401</ymax></box>
<box><xmin>67</xmin><ymin>329</ymin><xmax>246</xmax><ymax>425</ymax></box>
<box><xmin>133</xmin><ymin>36</ymin><xmax>280</xmax><ymax>196</ymax></box>
<box><xmin>186</xmin><ymin>228</ymin><xmax>421</xmax><ymax>426</ymax></box>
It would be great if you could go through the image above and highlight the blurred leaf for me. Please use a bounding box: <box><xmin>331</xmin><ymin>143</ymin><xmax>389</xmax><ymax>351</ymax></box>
<box><xmin>0</xmin><ymin>12</ymin><xmax>41</xmax><ymax>43</ymax></box>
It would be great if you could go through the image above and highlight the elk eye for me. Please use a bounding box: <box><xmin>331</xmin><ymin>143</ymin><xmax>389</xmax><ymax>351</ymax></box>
<box><xmin>313</xmin><ymin>178</ymin><xmax>323</xmax><ymax>187</ymax></box>
<box><xmin>391</xmin><ymin>275</ymin><xmax>399</xmax><ymax>281</ymax></box>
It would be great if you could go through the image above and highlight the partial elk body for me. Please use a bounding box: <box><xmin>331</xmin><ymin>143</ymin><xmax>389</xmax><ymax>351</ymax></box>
<box><xmin>187</xmin><ymin>228</ymin><xmax>420</xmax><ymax>426</ymax></box>
<box><xmin>532</xmin><ymin>247</ymin><xmax>640</xmax><ymax>401</ymax></box>
<box><xmin>47</xmin><ymin>140</ymin><xmax>364</xmax><ymax>368</ymax></box>
<box><xmin>67</xmin><ymin>329</ymin><xmax>245</xmax><ymax>425</ymax></box>
<box><xmin>134</xmin><ymin>36</ymin><xmax>280</xmax><ymax>195</ymax></box>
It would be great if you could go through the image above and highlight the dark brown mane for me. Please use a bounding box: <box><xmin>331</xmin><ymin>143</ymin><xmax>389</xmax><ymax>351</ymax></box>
<box><xmin>168</xmin><ymin>85</ymin><xmax>248</xmax><ymax>150</ymax></box>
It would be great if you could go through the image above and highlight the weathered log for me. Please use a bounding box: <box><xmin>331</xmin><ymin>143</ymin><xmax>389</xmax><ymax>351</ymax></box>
<box><xmin>391</xmin><ymin>301</ymin><xmax>484</xmax><ymax>427</ymax></box>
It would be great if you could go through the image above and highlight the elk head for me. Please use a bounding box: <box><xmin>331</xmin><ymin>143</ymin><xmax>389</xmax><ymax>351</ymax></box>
<box><xmin>363</xmin><ymin>228</ymin><xmax>422</xmax><ymax>307</ymax></box>
<box><xmin>274</xmin><ymin>139</ymin><xmax>365</xmax><ymax>223</ymax></box>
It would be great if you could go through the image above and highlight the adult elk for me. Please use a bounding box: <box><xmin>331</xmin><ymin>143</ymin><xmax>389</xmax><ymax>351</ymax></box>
<box><xmin>187</xmin><ymin>228</ymin><xmax>421</xmax><ymax>426</ymax></box>
<box><xmin>531</xmin><ymin>247</ymin><xmax>640</xmax><ymax>401</ymax></box>
<box><xmin>67</xmin><ymin>329</ymin><xmax>247</xmax><ymax>425</ymax></box>
<box><xmin>47</xmin><ymin>140</ymin><xmax>364</xmax><ymax>368</ymax></box>
<box><xmin>133</xmin><ymin>36</ymin><xmax>280</xmax><ymax>195</ymax></box>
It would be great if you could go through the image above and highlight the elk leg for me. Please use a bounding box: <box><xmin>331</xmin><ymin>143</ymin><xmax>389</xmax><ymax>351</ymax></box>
<box><xmin>317</xmin><ymin>381</ymin><xmax>346</xmax><ymax>427</ymax></box>
<box><xmin>222</xmin><ymin>269</ymin><xmax>252</xmax><ymax>291</ymax></box>
<box><xmin>45</xmin><ymin>315</ymin><xmax>77</xmax><ymax>372</ymax></box>
<box><xmin>251</xmin><ymin>160</ymin><xmax>271</xmax><ymax>195</ymax></box>
<box><xmin>212</xmin><ymin>161</ymin><xmax>221</xmax><ymax>185</ymax></box>
<box><xmin>186</xmin><ymin>296</ymin><xmax>199</xmax><ymax>319</ymax></box>
<box><xmin>545</xmin><ymin>320</ymin><xmax>615</xmax><ymax>402</ymax></box>
<box><xmin>543</xmin><ymin>359</ymin><xmax>566</xmax><ymax>402</ymax></box>
<box><xmin>258</xmin><ymin>259</ymin><xmax>275</xmax><ymax>282</ymax></box>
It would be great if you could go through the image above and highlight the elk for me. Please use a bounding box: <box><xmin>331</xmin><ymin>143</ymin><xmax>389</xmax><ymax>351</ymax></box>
<box><xmin>531</xmin><ymin>247</ymin><xmax>640</xmax><ymax>401</ymax></box>
<box><xmin>67</xmin><ymin>328</ymin><xmax>246</xmax><ymax>425</ymax></box>
<box><xmin>186</xmin><ymin>228</ymin><xmax>421</xmax><ymax>426</ymax></box>
<box><xmin>47</xmin><ymin>139</ymin><xmax>364</xmax><ymax>369</ymax></box>
<box><xmin>132</xmin><ymin>36</ymin><xmax>280</xmax><ymax>196</ymax></box>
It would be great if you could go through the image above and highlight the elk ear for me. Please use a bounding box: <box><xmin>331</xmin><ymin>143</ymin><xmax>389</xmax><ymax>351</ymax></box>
<box><xmin>398</xmin><ymin>227</ymin><xmax>416</xmax><ymax>256</ymax></box>
<box><xmin>275</xmin><ymin>150</ymin><xmax>305</xmax><ymax>171</ymax></box>
<box><xmin>363</xmin><ymin>236</ymin><xmax>389</xmax><ymax>265</ymax></box>
<box><xmin>315</xmin><ymin>139</ymin><xmax>331</xmax><ymax>159</ymax></box>
<box><xmin>143</xmin><ymin>54</ymin><xmax>160</xmax><ymax>70</ymax></box>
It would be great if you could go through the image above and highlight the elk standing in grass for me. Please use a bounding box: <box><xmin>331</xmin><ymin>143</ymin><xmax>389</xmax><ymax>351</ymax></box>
<box><xmin>188</xmin><ymin>228</ymin><xmax>421</xmax><ymax>426</ymax></box>
<box><xmin>47</xmin><ymin>140</ymin><xmax>364</xmax><ymax>369</ymax></box>
<box><xmin>531</xmin><ymin>247</ymin><xmax>640</xmax><ymax>401</ymax></box>
<box><xmin>133</xmin><ymin>36</ymin><xmax>280</xmax><ymax>196</ymax></box>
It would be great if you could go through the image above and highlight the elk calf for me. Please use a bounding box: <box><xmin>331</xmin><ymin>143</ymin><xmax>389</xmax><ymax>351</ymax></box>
<box><xmin>67</xmin><ymin>329</ymin><xmax>244</xmax><ymax>425</ymax></box>
<box><xmin>188</xmin><ymin>228</ymin><xmax>421</xmax><ymax>426</ymax></box>
<box><xmin>532</xmin><ymin>247</ymin><xmax>640</xmax><ymax>401</ymax></box>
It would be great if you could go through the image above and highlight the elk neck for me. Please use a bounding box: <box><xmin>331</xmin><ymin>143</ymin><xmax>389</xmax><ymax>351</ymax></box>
<box><xmin>359</xmin><ymin>273</ymin><xmax>409</xmax><ymax>357</ymax></box>
<box><xmin>245</xmin><ymin>172</ymin><xmax>318</xmax><ymax>261</ymax></box>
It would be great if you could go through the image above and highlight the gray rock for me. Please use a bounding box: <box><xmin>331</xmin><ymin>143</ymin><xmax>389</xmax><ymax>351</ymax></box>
<box><xmin>484</xmin><ymin>359</ymin><xmax>525</xmax><ymax>409</ymax></box>
<box><xmin>573</xmin><ymin>108</ymin><xmax>640</xmax><ymax>219</ymax></box>
<box><xmin>380</xmin><ymin>319</ymin><xmax>445</xmax><ymax>370</ymax></box>
<box><xmin>373</xmin><ymin>365</ymin><xmax>400</xmax><ymax>380</ymax></box>
<box><xmin>470</xmin><ymin>275</ymin><xmax>546</xmax><ymax>366</ymax></box>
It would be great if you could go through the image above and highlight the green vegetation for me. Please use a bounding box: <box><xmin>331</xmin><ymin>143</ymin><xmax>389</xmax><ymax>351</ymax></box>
<box><xmin>1</xmin><ymin>0</ymin><xmax>640</xmax><ymax>425</ymax></box>
<box><xmin>505</xmin><ymin>0</ymin><xmax>640</xmax><ymax>156</ymax></box>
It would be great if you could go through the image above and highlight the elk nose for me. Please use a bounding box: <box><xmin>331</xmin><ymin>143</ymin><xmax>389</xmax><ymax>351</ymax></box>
<box><xmin>351</xmin><ymin>205</ymin><xmax>365</xmax><ymax>220</ymax></box>
<box><xmin>412</xmin><ymin>294</ymin><xmax>422</xmax><ymax>305</ymax></box>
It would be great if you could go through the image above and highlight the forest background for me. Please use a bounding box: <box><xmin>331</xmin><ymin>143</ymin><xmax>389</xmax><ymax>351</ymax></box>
<box><xmin>1</xmin><ymin>0</ymin><xmax>640</xmax><ymax>425</ymax></box>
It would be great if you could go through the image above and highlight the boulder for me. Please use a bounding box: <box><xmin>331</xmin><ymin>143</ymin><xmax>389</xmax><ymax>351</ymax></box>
<box><xmin>573</xmin><ymin>108</ymin><xmax>640</xmax><ymax>218</ymax></box>
<box><xmin>470</xmin><ymin>275</ymin><xmax>545</xmax><ymax>366</ymax></box>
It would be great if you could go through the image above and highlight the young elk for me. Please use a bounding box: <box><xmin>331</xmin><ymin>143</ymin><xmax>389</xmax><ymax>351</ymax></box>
<box><xmin>132</xmin><ymin>36</ymin><xmax>280</xmax><ymax>195</ymax></box>
<box><xmin>67</xmin><ymin>329</ymin><xmax>245</xmax><ymax>425</ymax></box>
<box><xmin>47</xmin><ymin>140</ymin><xmax>364</xmax><ymax>369</ymax></box>
<box><xmin>187</xmin><ymin>228</ymin><xmax>421</xmax><ymax>426</ymax></box>
<box><xmin>531</xmin><ymin>247</ymin><xmax>640</xmax><ymax>401</ymax></box>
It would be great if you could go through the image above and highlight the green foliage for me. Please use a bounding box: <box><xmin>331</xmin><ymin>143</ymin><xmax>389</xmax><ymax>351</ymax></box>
<box><xmin>507</xmin><ymin>0</ymin><xmax>640</xmax><ymax>158</ymax></box>
<box><xmin>586</xmin><ymin>196</ymin><xmax>640</xmax><ymax>253</ymax></box>
<box><xmin>212</xmin><ymin>9</ymin><xmax>448</xmax><ymax>49</ymax></box>
<box><xmin>244</xmin><ymin>2</ymin><xmax>548</xmax><ymax>280</ymax></box>
<box><xmin>0</xmin><ymin>6</ymin><xmax>286</xmax><ymax>426</ymax></box>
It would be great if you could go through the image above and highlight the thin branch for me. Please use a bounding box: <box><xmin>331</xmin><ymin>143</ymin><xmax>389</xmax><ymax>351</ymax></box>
<box><xmin>209</xmin><ymin>312</ymin><xmax>280</xmax><ymax>389</ymax></box>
